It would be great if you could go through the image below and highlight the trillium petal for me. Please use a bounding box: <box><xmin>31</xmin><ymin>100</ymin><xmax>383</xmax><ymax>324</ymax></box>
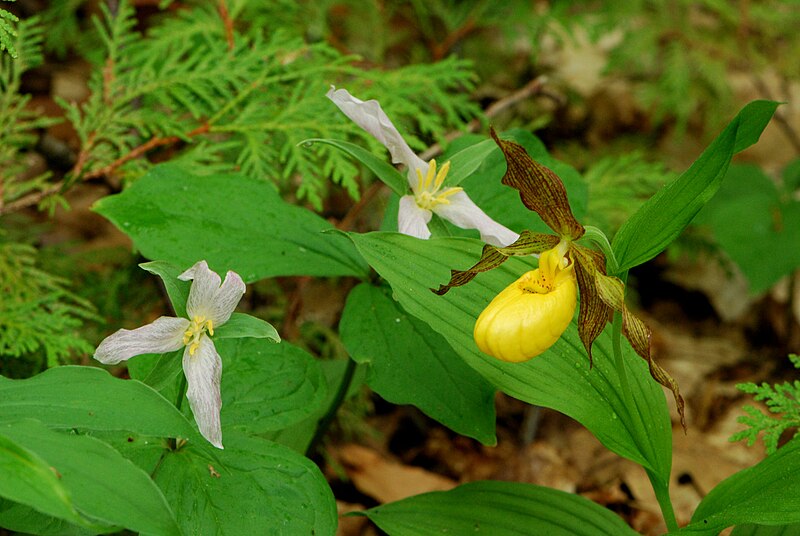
<box><xmin>398</xmin><ymin>195</ymin><xmax>432</xmax><ymax>239</ymax></box>
<box><xmin>433</xmin><ymin>191</ymin><xmax>519</xmax><ymax>247</ymax></box>
<box><xmin>183</xmin><ymin>337</ymin><xmax>223</xmax><ymax>449</ymax></box>
<box><xmin>94</xmin><ymin>316</ymin><xmax>188</xmax><ymax>365</ymax></box>
<box><xmin>179</xmin><ymin>261</ymin><xmax>221</xmax><ymax>319</ymax></box>
<box><xmin>207</xmin><ymin>271</ymin><xmax>246</xmax><ymax>327</ymax></box>
<box><xmin>327</xmin><ymin>86</ymin><xmax>428</xmax><ymax>184</ymax></box>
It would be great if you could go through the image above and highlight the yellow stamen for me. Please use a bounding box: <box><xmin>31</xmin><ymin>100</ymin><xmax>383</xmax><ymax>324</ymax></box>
<box><xmin>182</xmin><ymin>315</ymin><xmax>214</xmax><ymax>357</ymax></box>
<box><xmin>413</xmin><ymin>159</ymin><xmax>462</xmax><ymax>211</ymax></box>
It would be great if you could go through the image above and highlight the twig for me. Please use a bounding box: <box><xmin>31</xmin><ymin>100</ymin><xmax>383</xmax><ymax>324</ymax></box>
<box><xmin>1</xmin><ymin>124</ymin><xmax>210</xmax><ymax>215</ymax></box>
<box><xmin>431</xmin><ymin>18</ymin><xmax>476</xmax><ymax>61</ymax></box>
<box><xmin>420</xmin><ymin>75</ymin><xmax>552</xmax><ymax>161</ymax></box>
<box><xmin>217</xmin><ymin>0</ymin><xmax>235</xmax><ymax>52</ymax></box>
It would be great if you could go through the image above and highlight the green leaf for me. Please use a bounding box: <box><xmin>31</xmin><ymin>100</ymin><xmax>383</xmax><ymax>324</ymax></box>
<box><xmin>683</xmin><ymin>437</ymin><xmax>800</xmax><ymax>533</ymax></box>
<box><xmin>139</xmin><ymin>261</ymin><xmax>190</xmax><ymax>317</ymax></box>
<box><xmin>361</xmin><ymin>480</ymin><xmax>638</xmax><ymax>536</ymax></box>
<box><xmin>155</xmin><ymin>431</ymin><xmax>336</xmax><ymax>535</ymax></box>
<box><xmin>612</xmin><ymin>101</ymin><xmax>779</xmax><ymax>272</ymax></box>
<box><xmin>93</xmin><ymin>163</ymin><xmax>369</xmax><ymax>281</ymax></box>
<box><xmin>217</xmin><ymin>338</ymin><xmax>327</xmax><ymax>434</ymax></box>
<box><xmin>0</xmin><ymin>500</ymin><xmax>96</xmax><ymax>536</ymax></box>
<box><xmin>0</xmin><ymin>366</ymin><xmax>198</xmax><ymax>441</ymax></box>
<box><xmin>1</xmin><ymin>420</ymin><xmax>180</xmax><ymax>536</ymax></box>
<box><xmin>445</xmin><ymin>138</ymin><xmax>498</xmax><ymax>186</ymax></box>
<box><xmin>340</xmin><ymin>283</ymin><xmax>496</xmax><ymax>444</ymax></box>
<box><xmin>0</xmin><ymin>432</ymin><xmax>82</xmax><ymax>526</ymax></box>
<box><xmin>304</xmin><ymin>138</ymin><xmax>407</xmax><ymax>196</ymax></box>
<box><xmin>215</xmin><ymin>312</ymin><xmax>280</xmax><ymax>342</ymax></box>
<box><xmin>731</xmin><ymin>524</ymin><xmax>800</xmax><ymax>536</ymax></box>
<box><xmin>695</xmin><ymin>164</ymin><xmax>800</xmax><ymax>294</ymax></box>
<box><xmin>347</xmin><ymin>232</ymin><xmax>672</xmax><ymax>484</ymax></box>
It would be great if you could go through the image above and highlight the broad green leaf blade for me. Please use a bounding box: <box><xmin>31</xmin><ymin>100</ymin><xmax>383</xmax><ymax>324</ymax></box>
<box><xmin>0</xmin><ymin>433</ymin><xmax>81</xmax><ymax>525</ymax></box>
<box><xmin>0</xmin><ymin>500</ymin><xmax>97</xmax><ymax>536</ymax></box>
<box><xmin>93</xmin><ymin>163</ymin><xmax>369</xmax><ymax>281</ymax></box>
<box><xmin>445</xmin><ymin>138</ymin><xmax>498</xmax><ymax>186</ymax></box>
<box><xmin>0</xmin><ymin>366</ymin><xmax>198</xmax><ymax>441</ymax></box>
<box><xmin>340</xmin><ymin>283</ymin><xmax>496</xmax><ymax>444</ymax></box>
<box><xmin>2</xmin><ymin>420</ymin><xmax>180</xmax><ymax>536</ymax></box>
<box><xmin>612</xmin><ymin>101</ymin><xmax>778</xmax><ymax>272</ymax></box>
<box><xmin>683</xmin><ymin>437</ymin><xmax>800</xmax><ymax>533</ymax></box>
<box><xmin>347</xmin><ymin>232</ymin><xmax>672</xmax><ymax>483</ymax></box>
<box><xmin>731</xmin><ymin>524</ymin><xmax>800</xmax><ymax>536</ymax></box>
<box><xmin>214</xmin><ymin>312</ymin><xmax>280</xmax><ymax>342</ymax></box>
<box><xmin>694</xmin><ymin>164</ymin><xmax>800</xmax><ymax>294</ymax></box>
<box><xmin>217</xmin><ymin>338</ymin><xmax>327</xmax><ymax>434</ymax></box>
<box><xmin>155</xmin><ymin>431</ymin><xmax>336</xmax><ymax>535</ymax></box>
<box><xmin>362</xmin><ymin>480</ymin><xmax>638</xmax><ymax>536</ymax></box>
<box><xmin>139</xmin><ymin>261</ymin><xmax>190</xmax><ymax>317</ymax></box>
<box><xmin>304</xmin><ymin>138</ymin><xmax>407</xmax><ymax>195</ymax></box>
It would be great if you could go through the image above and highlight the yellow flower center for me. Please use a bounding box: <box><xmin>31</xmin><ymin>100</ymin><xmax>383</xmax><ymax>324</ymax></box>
<box><xmin>414</xmin><ymin>159</ymin><xmax>463</xmax><ymax>211</ymax></box>
<box><xmin>183</xmin><ymin>315</ymin><xmax>214</xmax><ymax>356</ymax></box>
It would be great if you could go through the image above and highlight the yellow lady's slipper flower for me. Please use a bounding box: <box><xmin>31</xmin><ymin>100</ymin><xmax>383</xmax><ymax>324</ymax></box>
<box><xmin>474</xmin><ymin>243</ymin><xmax>576</xmax><ymax>363</ymax></box>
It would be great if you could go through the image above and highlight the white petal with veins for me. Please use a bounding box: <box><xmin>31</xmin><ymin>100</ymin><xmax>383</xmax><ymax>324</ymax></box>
<box><xmin>327</xmin><ymin>86</ymin><xmax>428</xmax><ymax>183</ymax></box>
<box><xmin>183</xmin><ymin>336</ymin><xmax>223</xmax><ymax>449</ymax></box>
<box><xmin>434</xmin><ymin>191</ymin><xmax>520</xmax><ymax>247</ymax></box>
<box><xmin>94</xmin><ymin>316</ymin><xmax>189</xmax><ymax>365</ymax></box>
<box><xmin>180</xmin><ymin>261</ymin><xmax>221</xmax><ymax>320</ymax></box>
<box><xmin>398</xmin><ymin>195</ymin><xmax>433</xmax><ymax>239</ymax></box>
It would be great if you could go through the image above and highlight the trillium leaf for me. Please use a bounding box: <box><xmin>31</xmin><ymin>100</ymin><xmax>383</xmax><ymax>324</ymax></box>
<box><xmin>612</xmin><ymin>100</ymin><xmax>779</xmax><ymax>273</ymax></box>
<box><xmin>94</xmin><ymin>163</ymin><xmax>369</xmax><ymax>282</ymax></box>
<box><xmin>0</xmin><ymin>432</ymin><xmax>84</xmax><ymax>527</ymax></box>
<box><xmin>340</xmin><ymin>283</ymin><xmax>496</xmax><ymax>444</ymax></box>
<box><xmin>154</xmin><ymin>431</ymin><xmax>336</xmax><ymax>535</ymax></box>
<box><xmin>0</xmin><ymin>419</ymin><xmax>180</xmax><ymax>536</ymax></box>
<box><xmin>682</xmin><ymin>437</ymin><xmax>800</xmax><ymax>533</ymax></box>
<box><xmin>361</xmin><ymin>480</ymin><xmax>639</xmax><ymax>536</ymax></box>
<box><xmin>0</xmin><ymin>366</ymin><xmax>199</xmax><ymax>441</ymax></box>
<box><xmin>433</xmin><ymin>230</ymin><xmax>559</xmax><ymax>295</ymax></box>
<box><xmin>303</xmin><ymin>138</ymin><xmax>407</xmax><ymax>196</ymax></box>
<box><xmin>445</xmin><ymin>138</ymin><xmax>499</xmax><ymax>186</ymax></box>
<box><xmin>139</xmin><ymin>261</ymin><xmax>190</xmax><ymax>318</ymax></box>
<box><xmin>214</xmin><ymin>312</ymin><xmax>280</xmax><ymax>342</ymax></box>
<box><xmin>490</xmin><ymin>127</ymin><xmax>584</xmax><ymax>240</ymax></box>
<box><xmin>347</xmin><ymin>232</ymin><xmax>672</xmax><ymax>485</ymax></box>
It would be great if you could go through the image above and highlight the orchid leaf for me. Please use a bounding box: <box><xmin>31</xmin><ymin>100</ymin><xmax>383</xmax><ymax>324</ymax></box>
<box><xmin>94</xmin><ymin>163</ymin><xmax>369</xmax><ymax>282</ymax></box>
<box><xmin>612</xmin><ymin>100</ymin><xmax>779</xmax><ymax>273</ymax></box>
<box><xmin>304</xmin><ymin>138</ymin><xmax>407</xmax><ymax>196</ymax></box>
<box><xmin>347</xmin><ymin>232</ymin><xmax>672</xmax><ymax>486</ymax></box>
<box><xmin>682</xmin><ymin>437</ymin><xmax>800</xmax><ymax>533</ymax></box>
<box><xmin>361</xmin><ymin>480</ymin><xmax>638</xmax><ymax>536</ymax></box>
<box><xmin>340</xmin><ymin>283</ymin><xmax>496</xmax><ymax>444</ymax></box>
<box><xmin>490</xmin><ymin>128</ymin><xmax>585</xmax><ymax>240</ymax></box>
<box><xmin>433</xmin><ymin>231</ymin><xmax>559</xmax><ymax>295</ymax></box>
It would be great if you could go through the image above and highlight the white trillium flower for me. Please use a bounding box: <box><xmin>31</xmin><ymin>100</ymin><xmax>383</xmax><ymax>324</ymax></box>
<box><xmin>94</xmin><ymin>260</ymin><xmax>246</xmax><ymax>449</ymax></box>
<box><xmin>326</xmin><ymin>86</ymin><xmax>519</xmax><ymax>247</ymax></box>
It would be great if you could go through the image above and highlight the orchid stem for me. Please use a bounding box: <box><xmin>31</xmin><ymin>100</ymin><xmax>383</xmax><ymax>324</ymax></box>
<box><xmin>306</xmin><ymin>356</ymin><xmax>357</xmax><ymax>456</ymax></box>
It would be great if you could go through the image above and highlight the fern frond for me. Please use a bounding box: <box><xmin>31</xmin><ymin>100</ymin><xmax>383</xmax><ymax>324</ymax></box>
<box><xmin>731</xmin><ymin>355</ymin><xmax>800</xmax><ymax>454</ymax></box>
<box><xmin>0</xmin><ymin>1</ymin><xmax>18</xmax><ymax>58</ymax></box>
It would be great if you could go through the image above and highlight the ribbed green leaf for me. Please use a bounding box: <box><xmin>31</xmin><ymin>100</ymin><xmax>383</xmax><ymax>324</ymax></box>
<box><xmin>362</xmin><ymin>480</ymin><xmax>638</xmax><ymax>536</ymax></box>
<box><xmin>347</xmin><ymin>232</ymin><xmax>672</xmax><ymax>484</ymax></box>
<box><xmin>613</xmin><ymin>100</ymin><xmax>778</xmax><ymax>272</ymax></box>
<box><xmin>340</xmin><ymin>283</ymin><xmax>496</xmax><ymax>444</ymax></box>
<box><xmin>683</xmin><ymin>438</ymin><xmax>800</xmax><ymax>533</ymax></box>
<box><xmin>214</xmin><ymin>313</ymin><xmax>280</xmax><ymax>342</ymax></box>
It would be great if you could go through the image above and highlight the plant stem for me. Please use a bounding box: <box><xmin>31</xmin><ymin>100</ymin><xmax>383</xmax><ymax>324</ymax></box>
<box><xmin>649</xmin><ymin>469</ymin><xmax>679</xmax><ymax>532</ymax></box>
<box><xmin>306</xmin><ymin>356</ymin><xmax>357</xmax><ymax>456</ymax></box>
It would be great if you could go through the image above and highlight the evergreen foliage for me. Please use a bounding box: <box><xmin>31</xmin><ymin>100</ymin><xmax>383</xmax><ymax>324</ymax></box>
<box><xmin>0</xmin><ymin>237</ymin><xmax>96</xmax><ymax>370</ymax></box>
<box><xmin>731</xmin><ymin>354</ymin><xmax>800</xmax><ymax>454</ymax></box>
<box><xmin>0</xmin><ymin>0</ymin><xmax>17</xmax><ymax>58</ymax></box>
